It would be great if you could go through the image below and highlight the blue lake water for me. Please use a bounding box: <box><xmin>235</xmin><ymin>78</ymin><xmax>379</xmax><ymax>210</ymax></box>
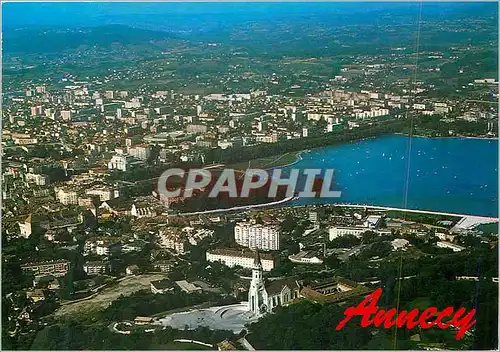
<box><xmin>284</xmin><ymin>135</ymin><xmax>498</xmax><ymax>217</ymax></box>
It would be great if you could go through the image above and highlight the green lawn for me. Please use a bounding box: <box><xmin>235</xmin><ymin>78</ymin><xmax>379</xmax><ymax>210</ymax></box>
<box><xmin>475</xmin><ymin>222</ymin><xmax>498</xmax><ymax>235</ymax></box>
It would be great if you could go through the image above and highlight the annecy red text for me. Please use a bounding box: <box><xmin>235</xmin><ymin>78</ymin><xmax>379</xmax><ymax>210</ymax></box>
<box><xmin>335</xmin><ymin>288</ymin><xmax>476</xmax><ymax>340</ymax></box>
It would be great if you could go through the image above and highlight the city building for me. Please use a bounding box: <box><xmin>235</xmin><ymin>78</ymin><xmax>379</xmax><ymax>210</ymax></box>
<box><xmin>391</xmin><ymin>238</ymin><xmax>410</xmax><ymax>251</ymax></box>
<box><xmin>128</xmin><ymin>144</ymin><xmax>151</xmax><ymax>161</ymax></box>
<box><xmin>152</xmin><ymin>259</ymin><xmax>175</xmax><ymax>273</ymax></box>
<box><xmin>288</xmin><ymin>251</ymin><xmax>323</xmax><ymax>264</ymax></box>
<box><xmin>436</xmin><ymin>232</ymin><xmax>456</xmax><ymax>242</ymax></box>
<box><xmin>11</xmin><ymin>133</ymin><xmax>38</xmax><ymax>145</ymax></box>
<box><xmin>21</xmin><ymin>260</ymin><xmax>70</xmax><ymax>277</ymax></box>
<box><xmin>437</xmin><ymin>241</ymin><xmax>466</xmax><ymax>252</ymax></box>
<box><xmin>363</xmin><ymin>215</ymin><xmax>383</xmax><ymax>229</ymax></box>
<box><xmin>30</xmin><ymin>106</ymin><xmax>42</xmax><ymax>117</ymax></box>
<box><xmin>206</xmin><ymin>248</ymin><xmax>275</xmax><ymax>271</ymax></box>
<box><xmin>108</xmin><ymin>154</ymin><xmax>134</xmax><ymax>171</ymax></box>
<box><xmin>234</xmin><ymin>221</ymin><xmax>280</xmax><ymax>251</ymax></box>
<box><xmin>131</xmin><ymin>203</ymin><xmax>156</xmax><ymax>218</ymax></box>
<box><xmin>83</xmin><ymin>261</ymin><xmax>110</xmax><ymax>275</ymax></box>
<box><xmin>182</xmin><ymin>227</ymin><xmax>214</xmax><ymax>245</ymax></box>
<box><xmin>151</xmin><ymin>279</ymin><xmax>174</xmax><ymax>294</ymax></box>
<box><xmin>186</xmin><ymin>124</ymin><xmax>208</xmax><ymax>134</ymax></box>
<box><xmin>86</xmin><ymin>186</ymin><xmax>116</xmax><ymax>202</ymax></box>
<box><xmin>85</xmin><ymin>238</ymin><xmax>121</xmax><ymax>256</ymax></box>
<box><xmin>56</xmin><ymin>188</ymin><xmax>78</xmax><ymax>205</ymax></box>
<box><xmin>309</xmin><ymin>211</ymin><xmax>318</xmax><ymax>222</ymax></box>
<box><xmin>255</xmin><ymin>133</ymin><xmax>278</xmax><ymax>143</ymax></box>
<box><xmin>60</xmin><ymin>110</ymin><xmax>72</xmax><ymax>121</ymax></box>
<box><xmin>25</xmin><ymin>173</ymin><xmax>49</xmax><ymax>186</ymax></box>
<box><xmin>18</xmin><ymin>214</ymin><xmax>32</xmax><ymax>238</ymax></box>
<box><xmin>329</xmin><ymin>226</ymin><xmax>367</xmax><ymax>240</ymax></box>
<box><xmin>299</xmin><ymin>277</ymin><xmax>372</xmax><ymax>304</ymax></box>
<box><xmin>158</xmin><ymin>228</ymin><xmax>187</xmax><ymax>253</ymax></box>
<box><xmin>175</xmin><ymin>280</ymin><xmax>202</xmax><ymax>294</ymax></box>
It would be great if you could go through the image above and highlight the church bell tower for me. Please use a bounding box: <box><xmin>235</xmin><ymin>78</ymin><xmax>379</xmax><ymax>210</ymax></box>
<box><xmin>248</xmin><ymin>249</ymin><xmax>267</xmax><ymax>315</ymax></box>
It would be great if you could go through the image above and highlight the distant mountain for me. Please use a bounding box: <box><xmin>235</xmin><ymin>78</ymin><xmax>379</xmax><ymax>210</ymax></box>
<box><xmin>3</xmin><ymin>25</ymin><xmax>177</xmax><ymax>54</ymax></box>
<box><xmin>3</xmin><ymin>3</ymin><xmax>496</xmax><ymax>55</ymax></box>
<box><xmin>3</xmin><ymin>2</ymin><xmax>496</xmax><ymax>33</ymax></box>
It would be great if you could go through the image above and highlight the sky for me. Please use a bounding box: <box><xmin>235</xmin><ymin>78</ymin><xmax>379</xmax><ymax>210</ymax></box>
<box><xmin>3</xmin><ymin>2</ymin><xmax>496</xmax><ymax>30</ymax></box>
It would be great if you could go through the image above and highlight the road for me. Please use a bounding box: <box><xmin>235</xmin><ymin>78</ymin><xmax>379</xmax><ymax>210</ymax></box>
<box><xmin>338</xmin><ymin>244</ymin><xmax>365</xmax><ymax>262</ymax></box>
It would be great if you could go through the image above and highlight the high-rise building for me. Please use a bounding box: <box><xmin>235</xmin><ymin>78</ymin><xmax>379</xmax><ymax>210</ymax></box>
<box><xmin>128</xmin><ymin>144</ymin><xmax>151</xmax><ymax>161</ymax></box>
<box><xmin>60</xmin><ymin>110</ymin><xmax>72</xmax><ymax>121</ymax></box>
<box><xmin>31</xmin><ymin>106</ymin><xmax>42</xmax><ymax>117</ymax></box>
<box><xmin>309</xmin><ymin>211</ymin><xmax>318</xmax><ymax>222</ymax></box>
<box><xmin>234</xmin><ymin>221</ymin><xmax>280</xmax><ymax>251</ymax></box>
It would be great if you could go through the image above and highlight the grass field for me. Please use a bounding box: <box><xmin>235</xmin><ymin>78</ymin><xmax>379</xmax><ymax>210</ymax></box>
<box><xmin>227</xmin><ymin>151</ymin><xmax>302</xmax><ymax>171</ymax></box>
<box><xmin>475</xmin><ymin>222</ymin><xmax>498</xmax><ymax>235</ymax></box>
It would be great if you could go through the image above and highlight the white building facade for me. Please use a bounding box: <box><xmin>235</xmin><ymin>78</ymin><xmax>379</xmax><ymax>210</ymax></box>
<box><xmin>206</xmin><ymin>248</ymin><xmax>275</xmax><ymax>271</ymax></box>
<box><xmin>56</xmin><ymin>188</ymin><xmax>78</xmax><ymax>205</ymax></box>
<box><xmin>437</xmin><ymin>241</ymin><xmax>465</xmax><ymax>252</ymax></box>
<box><xmin>329</xmin><ymin>226</ymin><xmax>367</xmax><ymax>240</ymax></box>
<box><xmin>108</xmin><ymin>154</ymin><xmax>133</xmax><ymax>171</ymax></box>
<box><xmin>234</xmin><ymin>222</ymin><xmax>280</xmax><ymax>250</ymax></box>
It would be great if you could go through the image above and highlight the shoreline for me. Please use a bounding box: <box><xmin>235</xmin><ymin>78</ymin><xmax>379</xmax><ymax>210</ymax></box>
<box><xmin>173</xmin><ymin>198</ymin><xmax>497</xmax><ymax>220</ymax></box>
<box><xmin>275</xmin><ymin>201</ymin><xmax>498</xmax><ymax>222</ymax></box>
<box><xmin>394</xmin><ymin>132</ymin><xmax>498</xmax><ymax>141</ymax></box>
<box><xmin>216</xmin><ymin>133</ymin><xmax>496</xmax><ymax>218</ymax></box>
<box><xmin>264</xmin><ymin>150</ymin><xmax>307</xmax><ymax>170</ymax></box>
<box><xmin>277</xmin><ymin>133</ymin><xmax>497</xmax><ymax>167</ymax></box>
<box><xmin>234</xmin><ymin>132</ymin><xmax>496</xmax><ymax>171</ymax></box>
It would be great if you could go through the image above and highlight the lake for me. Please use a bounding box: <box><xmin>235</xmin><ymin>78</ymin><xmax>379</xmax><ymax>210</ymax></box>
<box><xmin>284</xmin><ymin>135</ymin><xmax>498</xmax><ymax>217</ymax></box>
